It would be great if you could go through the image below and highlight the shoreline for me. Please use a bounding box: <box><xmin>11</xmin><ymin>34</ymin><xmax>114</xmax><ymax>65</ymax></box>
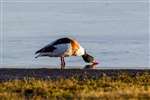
<box><xmin>0</xmin><ymin>68</ymin><xmax>150</xmax><ymax>81</ymax></box>
<box><xmin>0</xmin><ymin>65</ymin><xmax>149</xmax><ymax>69</ymax></box>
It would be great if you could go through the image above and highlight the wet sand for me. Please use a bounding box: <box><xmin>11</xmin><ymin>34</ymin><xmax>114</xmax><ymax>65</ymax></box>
<box><xmin>0</xmin><ymin>68</ymin><xmax>149</xmax><ymax>82</ymax></box>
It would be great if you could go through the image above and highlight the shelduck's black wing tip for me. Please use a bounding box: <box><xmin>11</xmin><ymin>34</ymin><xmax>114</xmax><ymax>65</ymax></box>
<box><xmin>35</xmin><ymin>55</ymin><xmax>39</xmax><ymax>58</ymax></box>
<box><xmin>35</xmin><ymin>46</ymin><xmax>56</xmax><ymax>55</ymax></box>
<box><xmin>35</xmin><ymin>49</ymin><xmax>41</xmax><ymax>54</ymax></box>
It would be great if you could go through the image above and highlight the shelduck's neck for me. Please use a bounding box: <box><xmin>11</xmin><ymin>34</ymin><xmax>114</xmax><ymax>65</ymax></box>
<box><xmin>76</xmin><ymin>46</ymin><xmax>85</xmax><ymax>56</ymax></box>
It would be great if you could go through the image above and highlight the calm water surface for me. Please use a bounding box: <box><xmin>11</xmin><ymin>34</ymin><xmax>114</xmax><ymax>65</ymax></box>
<box><xmin>1</xmin><ymin>36</ymin><xmax>149</xmax><ymax>68</ymax></box>
<box><xmin>0</xmin><ymin>1</ymin><xmax>149</xmax><ymax>68</ymax></box>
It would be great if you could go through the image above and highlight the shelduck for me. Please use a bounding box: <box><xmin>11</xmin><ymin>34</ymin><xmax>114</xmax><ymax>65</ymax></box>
<box><xmin>35</xmin><ymin>37</ymin><xmax>98</xmax><ymax>69</ymax></box>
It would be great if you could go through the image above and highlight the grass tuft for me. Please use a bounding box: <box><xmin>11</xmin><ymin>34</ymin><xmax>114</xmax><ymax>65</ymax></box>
<box><xmin>0</xmin><ymin>72</ymin><xmax>149</xmax><ymax>99</ymax></box>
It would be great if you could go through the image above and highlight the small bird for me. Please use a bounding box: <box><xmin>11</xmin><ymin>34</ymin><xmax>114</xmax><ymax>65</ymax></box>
<box><xmin>35</xmin><ymin>37</ymin><xmax>98</xmax><ymax>69</ymax></box>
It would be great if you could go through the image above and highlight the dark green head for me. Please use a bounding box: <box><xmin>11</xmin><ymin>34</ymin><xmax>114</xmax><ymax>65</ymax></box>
<box><xmin>82</xmin><ymin>53</ymin><xmax>94</xmax><ymax>63</ymax></box>
<box><xmin>82</xmin><ymin>51</ymin><xmax>98</xmax><ymax>64</ymax></box>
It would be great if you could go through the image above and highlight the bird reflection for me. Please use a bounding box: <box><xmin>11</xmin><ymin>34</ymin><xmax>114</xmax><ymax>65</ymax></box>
<box><xmin>83</xmin><ymin>63</ymin><xmax>98</xmax><ymax>69</ymax></box>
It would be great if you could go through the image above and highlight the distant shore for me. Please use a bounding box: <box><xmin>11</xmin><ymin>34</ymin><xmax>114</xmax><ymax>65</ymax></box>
<box><xmin>0</xmin><ymin>68</ymin><xmax>149</xmax><ymax>81</ymax></box>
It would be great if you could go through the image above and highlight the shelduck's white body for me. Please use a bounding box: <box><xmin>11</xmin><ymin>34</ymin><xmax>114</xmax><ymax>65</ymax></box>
<box><xmin>35</xmin><ymin>37</ymin><xmax>85</xmax><ymax>58</ymax></box>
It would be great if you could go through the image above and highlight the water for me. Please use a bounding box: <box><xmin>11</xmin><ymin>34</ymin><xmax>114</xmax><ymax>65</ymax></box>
<box><xmin>0</xmin><ymin>0</ymin><xmax>149</xmax><ymax>68</ymax></box>
<box><xmin>1</xmin><ymin>36</ymin><xmax>149</xmax><ymax>68</ymax></box>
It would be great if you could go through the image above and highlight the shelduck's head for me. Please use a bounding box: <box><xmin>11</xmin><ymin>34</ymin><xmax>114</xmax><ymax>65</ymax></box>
<box><xmin>82</xmin><ymin>51</ymin><xmax>99</xmax><ymax>65</ymax></box>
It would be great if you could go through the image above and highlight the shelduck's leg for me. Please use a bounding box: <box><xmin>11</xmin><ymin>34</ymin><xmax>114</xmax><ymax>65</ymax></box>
<box><xmin>60</xmin><ymin>57</ymin><xmax>63</xmax><ymax>69</ymax></box>
<box><xmin>62</xmin><ymin>57</ymin><xmax>65</xmax><ymax>67</ymax></box>
<box><xmin>60</xmin><ymin>57</ymin><xmax>65</xmax><ymax>69</ymax></box>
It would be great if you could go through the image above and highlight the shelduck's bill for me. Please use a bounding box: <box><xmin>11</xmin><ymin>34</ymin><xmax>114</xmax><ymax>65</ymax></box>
<box><xmin>92</xmin><ymin>60</ymin><xmax>99</xmax><ymax>65</ymax></box>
